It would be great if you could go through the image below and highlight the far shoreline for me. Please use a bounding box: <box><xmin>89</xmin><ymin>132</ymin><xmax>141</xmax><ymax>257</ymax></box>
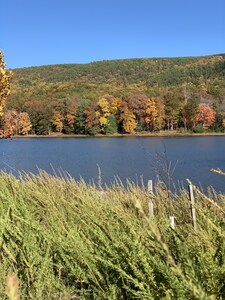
<box><xmin>11</xmin><ymin>131</ymin><xmax>225</xmax><ymax>139</ymax></box>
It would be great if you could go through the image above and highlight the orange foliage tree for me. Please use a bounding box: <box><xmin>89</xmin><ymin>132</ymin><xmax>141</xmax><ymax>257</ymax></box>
<box><xmin>85</xmin><ymin>101</ymin><xmax>99</xmax><ymax>135</ymax></box>
<box><xmin>66</xmin><ymin>104</ymin><xmax>76</xmax><ymax>126</ymax></box>
<box><xmin>124</xmin><ymin>93</ymin><xmax>147</xmax><ymax>126</ymax></box>
<box><xmin>18</xmin><ymin>112</ymin><xmax>32</xmax><ymax>135</ymax></box>
<box><xmin>196</xmin><ymin>103</ymin><xmax>216</xmax><ymax>129</ymax></box>
<box><xmin>2</xmin><ymin>110</ymin><xmax>17</xmax><ymax>137</ymax></box>
<box><xmin>2</xmin><ymin>110</ymin><xmax>32</xmax><ymax>136</ymax></box>
<box><xmin>145</xmin><ymin>98</ymin><xmax>158</xmax><ymax>131</ymax></box>
<box><xmin>65</xmin><ymin>103</ymin><xmax>77</xmax><ymax>133</ymax></box>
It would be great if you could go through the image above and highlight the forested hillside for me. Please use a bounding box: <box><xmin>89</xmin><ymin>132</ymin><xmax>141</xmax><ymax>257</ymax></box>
<box><xmin>4</xmin><ymin>54</ymin><xmax>225</xmax><ymax>135</ymax></box>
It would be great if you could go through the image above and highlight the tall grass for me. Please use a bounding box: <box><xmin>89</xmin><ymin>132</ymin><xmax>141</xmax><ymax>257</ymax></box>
<box><xmin>0</xmin><ymin>171</ymin><xmax>224</xmax><ymax>299</ymax></box>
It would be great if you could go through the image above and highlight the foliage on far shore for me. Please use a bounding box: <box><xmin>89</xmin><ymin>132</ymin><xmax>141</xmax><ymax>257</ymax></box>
<box><xmin>0</xmin><ymin>171</ymin><xmax>224</xmax><ymax>299</ymax></box>
<box><xmin>0</xmin><ymin>51</ymin><xmax>12</xmax><ymax>117</ymax></box>
<box><xmin>4</xmin><ymin>54</ymin><xmax>225</xmax><ymax>135</ymax></box>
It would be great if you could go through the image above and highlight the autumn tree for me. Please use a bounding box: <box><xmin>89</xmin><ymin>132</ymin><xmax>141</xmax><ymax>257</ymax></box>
<box><xmin>66</xmin><ymin>104</ymin><xmax>76</xmax><ymax>126</ymax></box>
<box><xmin>110</xmin><ymin>97</ymin><xmax>122</xmax><ymax>115</ymax></box>
<box><xmin>154</xmin><ymin>98</ymin><xmax>165</xmax><ymax>130</ymax></box>
<box><xmin>124</xmin><ymin>93</ymin><xmax>147</xmax><ymax>126</ymax></box>
<box><xmin>0</xmin><ymin>51</ymin><xmax>12</xmax><ymax>116</ymax></box>
<box><xmin>196</xmin><ymin>103</ymin><xmax>216</xmax><ymax>129</ymax></box>
<box><xmin>52</xmin><ymin>96</ymin><xmax>79</xmax><ymax>134</ymax></box>
<box><xmin>145</xmin><ymin>98</ymin><xmax>158</xmax><ymax>131</ymax></box>
<box><xmin>85</xmin><ymin>101</ymin><xmax>100</xmax><ymax>135</ymax></box>
<box><xmin>18</xmin><ymin>112</ymin><xmax>32</xmax><ymax>135</ymax></box>
<box><xmin>96</xmin><ymin>96</ymin><xmax>111</xmax><ymax>133</ymax></box>
<box><xmin>52</xmin><ymin>112</ymin><xmax>64</xmax><ymax>133</ymax></box>
<box><xmin>2</xmin><ymin>110</ymin><xmax>17</xmax><ymax>137</ymax></box>
<box><xmin>120</xmin><ymin>106</ymin><xmax>136</xmax><ymax>133</ymax></box>
<box><xmin>222</xmin><ymin>119</ymin><xmax>225</xmax><ymax>132</ymax></box>
<box><xmin>63</xmin><ymin>103</ymin><xmax>77</xmax><ymax>133</ymax></box>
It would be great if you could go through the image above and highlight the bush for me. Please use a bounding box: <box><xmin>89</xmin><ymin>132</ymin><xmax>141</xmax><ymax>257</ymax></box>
<box><xmin>193</xmin><ymin>124</ymin><xmax>205</xmax><ymax>133</ymax></box>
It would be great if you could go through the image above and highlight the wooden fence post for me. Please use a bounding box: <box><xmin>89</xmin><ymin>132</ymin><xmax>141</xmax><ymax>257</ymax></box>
<box><xmin>147</xmin><ymin>180</ymin><xmax>154</xmax><ymax>217</ymax></box>
<box><xmin>188</xmin><ymin>184</ymin><xmax>197</xmax><ymax>230</ymax></box>
<box><xmin>169</xmin><ymin>215</ymin><xmax>175</xmax><ymax>229</ymax></box>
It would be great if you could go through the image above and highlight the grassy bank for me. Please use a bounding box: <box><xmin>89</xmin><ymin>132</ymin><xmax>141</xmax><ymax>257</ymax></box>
<box><xmin>0</xmin><ymin>172</ymin><xmax>224</xmax><ymax>299</ymax></box>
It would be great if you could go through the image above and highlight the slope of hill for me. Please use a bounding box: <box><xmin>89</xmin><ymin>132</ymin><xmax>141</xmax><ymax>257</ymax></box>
<box><xmin>9</xmin><ymin>54</ymin><xmax>225</xmax><ymax>101</ymax></box>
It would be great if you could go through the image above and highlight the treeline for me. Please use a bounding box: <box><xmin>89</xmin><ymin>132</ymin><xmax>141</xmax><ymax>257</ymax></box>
<box><xmin>1</xmin><ymin>91</ymin><xmax>221</xmax><ymax>136</ymax></box>
<box><xmin>50</xmin><ymin>93</ymin><xmax>219</xmax><ymax>135</ymax></box>
<box><xmin>5</xmin><ymin>54</ymin><xmax>225</xmax><ymax>135</ymax></box>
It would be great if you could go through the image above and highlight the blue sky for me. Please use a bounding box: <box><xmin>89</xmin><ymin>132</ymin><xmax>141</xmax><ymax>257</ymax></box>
<box><xmin>1</xmin><ymin>0</ymin><xmax>225</xmax><ymax>69</ymax></box>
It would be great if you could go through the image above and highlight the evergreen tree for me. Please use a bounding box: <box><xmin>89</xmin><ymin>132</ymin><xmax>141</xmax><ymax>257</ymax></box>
<box><xmin>75</xmin><ymin>99</ymin><xmax>91</xmax><ymax>134</ymax></box>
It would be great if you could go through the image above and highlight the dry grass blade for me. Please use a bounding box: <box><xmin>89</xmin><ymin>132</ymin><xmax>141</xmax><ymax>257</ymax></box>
<box><xmin>5</xmin><ymin>274</ymin><xmax>20</xmax><ymax>300</ymax></box>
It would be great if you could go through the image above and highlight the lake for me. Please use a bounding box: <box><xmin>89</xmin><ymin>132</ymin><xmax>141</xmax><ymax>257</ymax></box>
<box><xmin>0</xmin><ymin>136</ymin><xmax>225</xmax><ymax>193</ymax></box>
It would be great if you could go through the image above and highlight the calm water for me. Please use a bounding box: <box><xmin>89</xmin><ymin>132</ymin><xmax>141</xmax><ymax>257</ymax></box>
<box><xmin>0</xmin><ymin>136</ymin><xmax>225</xmax><ymax>192</ymax></box>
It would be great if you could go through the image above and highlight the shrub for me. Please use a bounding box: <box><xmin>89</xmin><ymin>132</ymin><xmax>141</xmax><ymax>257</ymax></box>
<box><xmin>193</xmin><ymin>124</ymin><xmax>205</xmax><ymax>133</ymax></box>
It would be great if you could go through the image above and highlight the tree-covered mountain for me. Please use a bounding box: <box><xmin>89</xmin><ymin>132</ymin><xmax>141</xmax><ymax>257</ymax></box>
<box><xmin>5</xmin><ymin>54</ymin><xmax>225</xmax><ymax>135</ymax></box>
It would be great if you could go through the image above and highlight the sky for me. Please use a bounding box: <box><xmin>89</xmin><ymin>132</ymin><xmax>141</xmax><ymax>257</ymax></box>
<box><xmin>1</xmin><ymin>0</ymin><xmax>225</xmax><ymax>69</ymax></box>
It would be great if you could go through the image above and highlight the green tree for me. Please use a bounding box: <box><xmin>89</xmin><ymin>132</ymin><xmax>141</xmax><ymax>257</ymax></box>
<box><xmin>181</xmin><ymin>96</ymin><xmax>200</xmax><ymax>130</ymax></box>
<box><xmin>24</xmin><ymin>99</ymin><xmax>52</xmax><ymax>135</ymax></box>
<box><xmin>75</xmin><ymin>99</ymin><xmax>91</xmax><ymax>134</ymax></box>
<box><xmin>105</xmin><ymin>114</ymin><xmax>118</xmax><ymax>134</ymax></box>
<box><xmin>164</xmin><ymin>90</ymin><xmax>184</xmax><ymax>130</ymax></box>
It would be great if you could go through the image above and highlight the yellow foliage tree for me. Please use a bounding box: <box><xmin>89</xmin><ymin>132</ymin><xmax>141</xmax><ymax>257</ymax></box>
<box><xmin>120</xmin><ymin>108</ymin><xmax>136</xmax><ymax>133</ymax></box>
<box><xmin>110</xmin><ymin>97</ymin><xmax>122</xmax><ymax>114</ymax></box>
<box><xmin>97</xmin><ymin>96</ymin><xmax>110</xmax><ymax>132</ymax></box>
<box><xmin>155</xmin><ymin>102</ymin><xmax>165</xmax><ymax>130</ymax></box>
<box><xmin>222</xmin><ymin>119</ymin><xmax>225</xmax><ymax>131</ymax></box>
<box><xmin>18</xmin><ymin>112</ymin><xmax>32</xmax><ymax>135</ymax></box>
<box><xmin>0</xmin><ymin>51</ymin><xmax>12</xmax><ymax>116</ymax></box>
<box><xmin>99</xmin><ymin>116</ymin><xmax>108</xmax><ymax>127</ymax></box>
<box><xmin>98</xmin><ymin>97</ymin><xmax>110</xmax><ymax>116</ymax></box>
<box><xmin>145</xmin><ymin>98</ymin><xmax>158</xmax><ymax>130</ymax></box>
<box><xmin>52</xmin><ymin>112</ymin><xmax>64</xmax><ymax>133</ymax></box>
